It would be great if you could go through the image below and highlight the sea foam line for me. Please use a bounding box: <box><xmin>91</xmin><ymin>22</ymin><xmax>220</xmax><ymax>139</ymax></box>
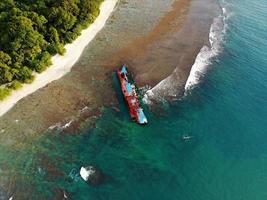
<box><xmin>143</xmin><ymin>4</ymin><xmax>229</xmax><ymax>104</ymax></box>
<box><xmin>184</xmin><ymin>11</ymin><xmax>226</xmax><ymax>91</ymax></box>
<box><xmin>0</xmin><ymin>0</ymin><xmax>118</xmax><ymax>117</ymax></box>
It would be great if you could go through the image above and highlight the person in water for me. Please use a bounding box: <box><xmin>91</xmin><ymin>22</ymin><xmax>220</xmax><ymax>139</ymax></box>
<box><xmin>182</xmin><ymin>134</ymin><xmax>193</xmax><ymax>141</ymax></box>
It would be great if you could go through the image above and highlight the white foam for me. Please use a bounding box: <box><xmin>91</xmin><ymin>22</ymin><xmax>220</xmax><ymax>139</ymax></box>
<box><xmin>143</xmin><ymin>79</ymin><xmax>170</xmax><ymax>104</ymax></box>
<box><xmin>143</xmin><ymin>90</ymin><xmax>153</xmax><ymax>105</ymax></box>
<box><xmin>62</xmin><ymin>119</ymin><xmax>73</xmax><ymax>129</ymax></box>
<box><xmin>48</xmin><ymin>119</ymin><xmax>73</xmax><ymax>131</ymax></box>
<box><xmin>143</xmin><ymin>6</ymin><xmax>228</xmax><ymax>104</ymax></box>
<box><xmin>81</xmin><ymin>106</ymin><xmax>89</xmax><ymax>112</ymax></box>
<box><xmin>184</xmin><ymin>13</ymin><xmax>226</xmax><ymax>91</ymax></box>
<box><xmin>184</xmin><ymin>45</ymin><xmax>212</xmax><ymax>90</ymax></box>
<box><xmin>80</xmin><ymin>166</ymin><xmax>95</xmax><ymax>181</ymax></box>
<box><xmin>63</xmin><ymin>191</ymin><xmax>68</xmax><ymax>199</ymax></box>
<box><xmin>0</xmin><ymin>0</ymin><xmax>118</xmax><ymax>117</ymax></box>
<box><xmin>48</xmin><ymin>122</ymin><xmax>61</xmax><ymax>130</ymax></box>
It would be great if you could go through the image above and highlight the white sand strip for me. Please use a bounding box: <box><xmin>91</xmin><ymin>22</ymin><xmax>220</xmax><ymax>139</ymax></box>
<box><xmin>0</xmin><ymin>0</ymin><xmax>118</xmax><ymax>117</ymax></box>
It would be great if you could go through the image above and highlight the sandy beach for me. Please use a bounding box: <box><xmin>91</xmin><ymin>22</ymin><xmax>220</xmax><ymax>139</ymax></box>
<box><xmin>0</xmin><ymin>0</ymin><xmax>221</xmax><ymax>138</ymax></box>
<box><xmin>0</xmin><ymin>0</ymin><xmax>118</xmax><ymax>117</ymax></box>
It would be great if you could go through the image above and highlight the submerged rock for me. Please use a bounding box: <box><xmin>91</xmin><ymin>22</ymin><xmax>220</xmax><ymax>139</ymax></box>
<box><xmin>80</xmin><ymin>166</ymin><xmax>105</xmax><ymax>186</ymax></box>
<box><xmin>0</xmin><ymin>187</ymin><xmax>8</xmax><ymax>200</ymax></box>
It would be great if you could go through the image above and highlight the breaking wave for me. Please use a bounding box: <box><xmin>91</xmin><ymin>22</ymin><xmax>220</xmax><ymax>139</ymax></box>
<box><xmin>48</xmin><ymin>119</ymin><xmax>74</xmax><ymax>131</ymax></box>
<box><xmin>143</xmin><ymin>3</ymin><xmax>230</xmax><ymax>104</ymax></box>
<box><xmin>185</xmin><ymin>4</ymin><xmax>228</xmax><ymax>92</ymax></box>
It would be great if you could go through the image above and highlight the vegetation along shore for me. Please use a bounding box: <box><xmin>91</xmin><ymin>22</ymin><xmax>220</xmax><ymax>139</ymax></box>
<box><xmin>0</xmin><ymin>0</ymin><xmax>118</xmax><ymax>116</ymax></box>
<box><xmin>0</xmin><ymin>0</ymin><xmax>104</xmax><ymax>98</ymax></box>
<box><xmin>0</xmin><ymin>0</ymin><xmax>220</xmax><ymax>134</ymax></box>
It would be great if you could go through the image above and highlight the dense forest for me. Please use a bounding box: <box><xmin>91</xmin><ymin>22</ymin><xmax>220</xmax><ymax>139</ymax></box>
<box><xmin>0</xmin><ymin>0</ymin><xmax>103</xmax><ymax>99</ymax></box>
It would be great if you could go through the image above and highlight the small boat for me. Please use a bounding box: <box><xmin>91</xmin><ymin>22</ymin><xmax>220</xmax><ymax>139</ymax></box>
<box><xmin>117</xmin><ymin>65</ymin><xmax>148</xmax><ymax>125</ymax></box>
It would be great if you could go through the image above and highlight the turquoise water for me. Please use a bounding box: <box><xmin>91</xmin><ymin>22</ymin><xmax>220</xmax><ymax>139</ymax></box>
<box><xmin>1</xmin><ymin>0</ymin><xmax>267</xmax><ymax>199</ymax></box>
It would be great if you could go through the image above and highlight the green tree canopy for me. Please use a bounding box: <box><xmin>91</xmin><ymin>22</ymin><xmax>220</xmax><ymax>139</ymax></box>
<box><xmin>0</xmin><ymin>0</ymin><xmax>104</xmax><ymax>100</ymax></box>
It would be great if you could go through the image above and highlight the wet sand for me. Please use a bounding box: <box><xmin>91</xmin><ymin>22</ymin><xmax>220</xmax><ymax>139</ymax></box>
<box><xmin>0</xmin><ymin>0</ymin><xmax>221</xmax><ymax>138</ymax></box>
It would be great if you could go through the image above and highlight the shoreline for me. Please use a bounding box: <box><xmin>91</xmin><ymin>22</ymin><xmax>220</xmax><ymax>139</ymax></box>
<box><xmin>142</xmin><ymin>0</ymin><xmax>223</xmax><ymax>104</ymax></box>
<box><xmin>0</xmin><ymin>0</ymin><xmax>220</xmax><ymax>137</ymax></box>
<box><xmin>0</xmin><ymin>0</ymin><xmax>118</xmax><ymax>117</ymax></box>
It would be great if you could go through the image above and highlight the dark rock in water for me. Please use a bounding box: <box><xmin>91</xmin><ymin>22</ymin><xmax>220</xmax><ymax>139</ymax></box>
<box><xmin>0</xmin><ymin>187</ymin><xmax>8</xmax><ymax>200</ymax></box>
<box><xmin>80</xmin><ymin>166</ymin><xmax>105</xmax><ymax>186</ymax></box>
<box><xmin>52</xmin><ymin>188</ymin><xmax>71</xmax><ymax>200</ymax></box>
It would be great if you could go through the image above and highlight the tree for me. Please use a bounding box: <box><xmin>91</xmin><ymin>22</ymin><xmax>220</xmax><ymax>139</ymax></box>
<box><xmin>0</xmin><ymin>0</ymin><xmax>104</xmax><ymax>99</ymax></box>
<box><xmin>30</xmin><ymin>51</ymin><xmax>52</xmax><ymax>72</ymax></box>
<box><xmin>0</xmin><ymin>51</ymin><xmax>13</xmax><ymax>84</ymax></box>
<box><xmin>16</xmin><ymin>66</ymin><xmax>33</xmax><ymax>83</ymax></box>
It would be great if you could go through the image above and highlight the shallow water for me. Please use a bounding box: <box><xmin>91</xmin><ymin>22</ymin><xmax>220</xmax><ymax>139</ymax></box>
<box><xmin>0</xmin><ymin>0</ymin><xmax>267</xmax><ymax>199</ymax></box>
<box><xmin>0</xmin><ymin>0</ymin><xmax>218</xmax><ymax>135</ymax></box>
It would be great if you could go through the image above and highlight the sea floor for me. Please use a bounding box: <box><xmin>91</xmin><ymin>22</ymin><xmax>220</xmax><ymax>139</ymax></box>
<box><xmin>0</xmin><ymin>0</ymin><xmax>224</xmax><ymax>199</ymax></box>
<box><xmin>0</xmin><ymin>0</ymin><xmax>267</xmax><ymax>198</ymax></box>
<box><xmin>0</xmin><ymin>0</ymin><xmax>220</xmax><ymax>134</ymax></box>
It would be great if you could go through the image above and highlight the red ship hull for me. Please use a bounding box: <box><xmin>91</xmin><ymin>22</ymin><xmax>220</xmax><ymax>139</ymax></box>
<box><xmin>117</xmin><ymin>65</ymin><xmax>148</xmax><ymax>125</ymax></box>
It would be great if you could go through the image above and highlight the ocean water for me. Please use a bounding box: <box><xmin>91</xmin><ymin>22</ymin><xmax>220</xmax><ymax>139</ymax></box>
<box><xmin>1</xmin><ymin>0</ymin><xmax>267</xmax><ymax>199</ymax></box>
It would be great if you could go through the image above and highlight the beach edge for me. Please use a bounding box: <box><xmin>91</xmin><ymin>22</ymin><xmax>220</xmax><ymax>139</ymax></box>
<box><xmin>0</xmin><ymin>0</ymin><xmax>118</xmax><ymax>117</ymax></box>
